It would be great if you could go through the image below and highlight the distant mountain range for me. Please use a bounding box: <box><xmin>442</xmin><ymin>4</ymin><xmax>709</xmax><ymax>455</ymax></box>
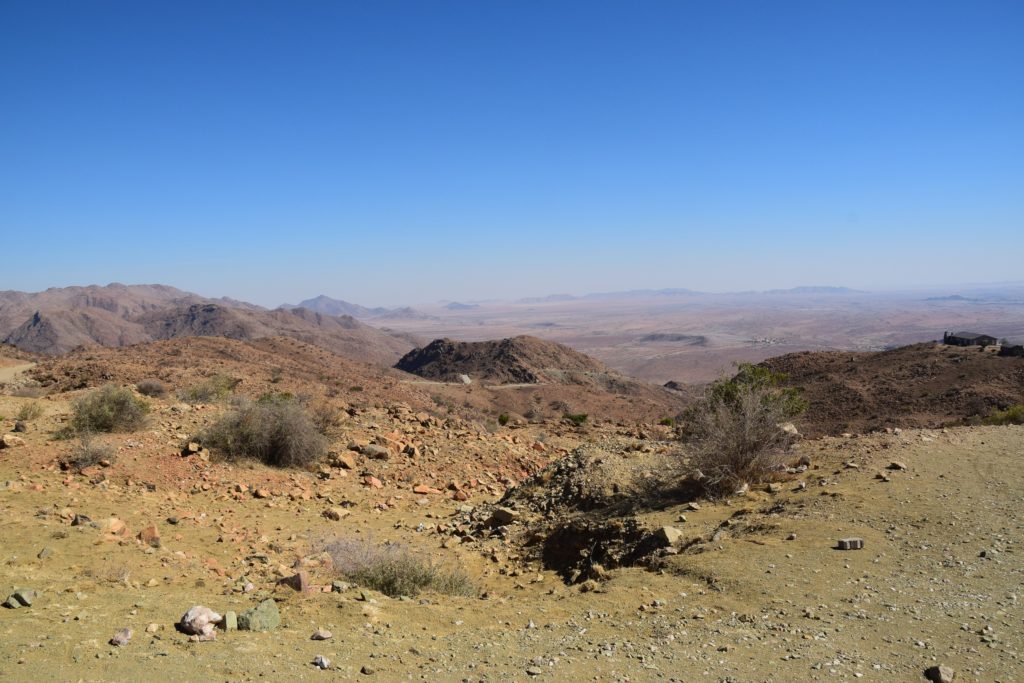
<box><xmin>281</xmin><ymin>294</ymin><xmax>390</xmax><ymax>319</ymax></box>
<box><xmin>0</xmin><ymin>284</ymin><xmax>418</xmax><ymax>364</ymax></box>
<box><xmin>514</xmin><ymin>286</ymin><xmax>859</xmax><ymax>303</ymax></box>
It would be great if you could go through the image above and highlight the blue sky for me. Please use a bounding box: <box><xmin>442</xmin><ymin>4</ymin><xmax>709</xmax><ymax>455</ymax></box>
<box><xmin>2</xmin><ymin>1</ymin><xmax>1021</xmax><ymax>306</ymax></box>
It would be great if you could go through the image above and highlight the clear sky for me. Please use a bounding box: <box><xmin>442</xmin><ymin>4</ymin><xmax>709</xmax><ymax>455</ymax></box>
<box><xmin>2</xmin><ymin>1</ymin><xmax>1022</xmax><ymax>307</ymax></box>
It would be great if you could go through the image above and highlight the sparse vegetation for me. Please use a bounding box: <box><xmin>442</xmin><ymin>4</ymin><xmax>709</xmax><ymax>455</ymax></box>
<box><xmin>198</xmin><ymin>396</ymin><xmax>327</xmax><ymax>468</ymax></box>
<box><xmin>136</xmin><ymin>379</ymin><xmax>167</xmax><ymax>397</ymax></box>
<box><xmin>497</xmin><ymin>412</ymin><xmax>510</xmax><ymax>426</ymax></box>
<box><xmin>684</xmin><ymin>364</ymin><xmax>806</xmax><ymax>497</ymax></box>
<box><xmin>982</xmin><ymin>404</ymin><xmax>1024</xmax><ymax>426</ymax></box>
<box><xmin>658</xmin><ymin>417</ymin><xmax>675</xmax><ymax>427</ymax></box>
<box><xmin>325</xmin><ymin>538</ymin><xmax>475</xmax><ymax>598</ymax></box>
<box><xmin>70</xmin><ymin>384</ymin><xmax>149</xmax><ymax>433</ymax></box>
<box><xmin>11</xmin><ymin>386</ymin><xmax>47</xmax><ymax>398</ymax></box>
<box><xmin>61</xmin><ymin>432</ymin><xmax>116</xmax><ymax>472</ymax></box>
<box><xmin>178</xmin><ymin>374</ymin><xmax>239</xmax><ymax>403</ymax></box>
<box><xmin>310</xmin><ymin>402</ymin><xmax>343</xmax><ymax>435</ymax></box>
<box><xmin>15</xmin><ymin>402</ymin><xmax>44</xmax><ymax>421</ymax></box>
<box><xmin>563</xmin><ymin>412</ymin><xmax>588</xmax><ymax>426</ymax></box>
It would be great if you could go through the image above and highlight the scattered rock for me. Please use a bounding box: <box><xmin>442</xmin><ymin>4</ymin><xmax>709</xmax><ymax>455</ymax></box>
<box><xmin>924</xmin><ymin>664</ymin><xmax>955</xmax><ymax>683</ymax></box>
<box><xmin>178</xmin><ymin>605</ymin><xmax>222</xmax><ymax>640</ymax></box>
<box><xmin>837</xmin><ymin>538</ymin><xmax>864</xmax><ymax>550</ymax></box>
<box><xmin>0</xmin><ymin>434</ymin><xmax>26</xmax><ymax>448</ymax></box>
<box><xmin>323</xmin><ymin>507</ymin><xmax>350</xmax><ymax>521</ymax></box>
<box><xmin>313</xmin><ymin>655</ymin><xmax>331</xmax><ymax>670</ymax></box>
<box><xmin>223</xmin><ymin>611</ymin><xmax>237</xmax><ymax>631</ymax></box>
<box><xmin>362</xmin><ymin>444</ymin><xmax>391</xmax><ymax>460</ymax></box>
<box><xmin>238</xmin><ymin>599</ymin><xmax>280</xmax><ymax>632</ymax></box>
<box><xmin>888</xmin><ymin>461</ymin><xmax>908</xmax><ymax>471</ymax></box>
<box><xmin>653</xmin><ymin>526</ymin><xmax>683</xmax><ymax>547</ymax></box>
<box><xmin>311</xmin><ymin>628</ymin><xmax>332</xmax><ymax>640</ymax></box>
<box><xmin>137</xmin><ymin>524</ymin><xmax>161</xmax><ymax>548</ymax></box>
<box><xmin>487</xmin><ymin>507</ymin><xmax>519</xmax><ymax>527</ymax></box>
<box><xmin>279</xmin><ymin>571</ymin><xmax>310</xmax><ymax>592</ymax></box>
<box><xmin>13</xmin><ymin>420</ymin><xmax>28</xmax><ymax>433</ymax></box>
<box><xmin>333</xmin><ymin>452</ymin><xmax>356</xmax><ymax>469</ymax></box>
<box><xmin>109</xmin><ymin>628</ymin><xmax>132</xmax><ymax>647</ymax></box>
<box><xmin>361</xmin><ymin>665</ymin><xmax>375</xmax><ymax>675</ymax></box>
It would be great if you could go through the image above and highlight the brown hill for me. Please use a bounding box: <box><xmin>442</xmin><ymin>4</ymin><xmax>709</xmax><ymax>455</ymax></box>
<box><xmin>761</xmin><ymin>342</ymin><xmax>1024</xmax><ymax>436</ymax></box>
<box><xmin>0</xmin><ymin>284</ymin><xmax>415</xmax><ymax>365</ymax></box>
<box><xmin>395</xmin><ymin>336</ymin><xmax>609</xmax><ymax>385</ymax></box>
<box><xmin>135</xmin><ymin>304</ymin><xmax>416</xmax><ymax>366</ymax></box>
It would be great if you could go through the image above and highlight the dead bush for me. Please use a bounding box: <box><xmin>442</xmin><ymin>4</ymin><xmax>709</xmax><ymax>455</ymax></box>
<box><xmin>71</xmin><ymin>384</ymin><xmax>149</xmax><ymax>433</ymax></box>
<box><xmin>324</xmin><ymin>538</ymin><xmax>475</xmax><ymax>598</ymax></box>
<box><xmin>61</xmin><ymin>432</ymin><xmax>116</xmax><ymax>472</ymax></box>
<box><xmin>15</xmin><ymin>402</ymin><xmax>44</xmax><ymax>421</ymax></box>
<box><xmin>136</xmin><ymin>379</ymin><xmax>167</xmax><ymax>397</ymax></box>
<box><xmin>685</xmin><ymin>367</ymin><xmax>805</xmax><ymax>498</ymax></box>
<box><xmin>309</xmin><ymin>402</ymin><xmax>343</xmax><ymax>436</ymax></box>
<box><xmin>198</xmin><ymin>396</ymin><xmax>326</xmax><ymax>468</ymax></box>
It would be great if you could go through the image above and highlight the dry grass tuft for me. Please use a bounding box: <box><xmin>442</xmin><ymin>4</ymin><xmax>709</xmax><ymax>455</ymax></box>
<box><xmin>324</xmin><ymin>538</ymin><xmax>475</xmax><ymax>598</ymax></box>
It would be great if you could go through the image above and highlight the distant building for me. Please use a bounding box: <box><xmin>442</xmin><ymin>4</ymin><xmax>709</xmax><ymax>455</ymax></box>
<box><xmin>998</xmin><ymin>344</ymin><xmax>1024</xmax><ymax>357</ymax></box>
<box><xmin>943</xmin><ymin>331</ymin><xmax>998</xmax><ymax>347</ymax></box>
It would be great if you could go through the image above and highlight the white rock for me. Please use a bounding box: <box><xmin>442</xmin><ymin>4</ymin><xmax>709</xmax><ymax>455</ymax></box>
<box><xmin>179</xmin><ymin>605</ymin><xmax>222</xmax><ymax>640</ymax></box>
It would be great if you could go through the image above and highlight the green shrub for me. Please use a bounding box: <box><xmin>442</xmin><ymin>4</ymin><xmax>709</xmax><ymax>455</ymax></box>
<box><xmin>136</xmin><ymin>379</ymin><xmax>167</xmax><ymax>398</ymax></box>
<box><xmin>563</xmin><ymin>412</ymin><xmax>588</xmax><ymax>426</ymax></box>
<box><xmin>658</xmin><ymin>417</ymin><xmax>675</xmax><ymax>427</ymax></box>
<box><xmin>16</xmin><ymin>402</ymin><xmax>44</xmax><ymax>421</ymax></box>
<box><xmin>178</xmin><ymin>374</ymin><xmax>239</xmax><ymax>404</ymax></box>
<box><xmin>982</xmin><ymin>404</ymin><xmax>1024</xmax><ymax>426</ymax></box>
<box><xmin>497</xmin><ymin>413</ymin><xmax>510</xmax><ymax>426</ymax></box>
<box><xmin>71</xmin><ymin>385</ymin><xmax>148</xmax><ymax>433</ymax></box>
<box><xmin>324</xmin><ymin>538</ymin><xmax>475</xmax><ymax>598</ymax></box>
<box><xmin>349</xmin><ymin>385</ymin><xmax>364</xmax><ymax>392</ymax></box>
<box><xmin>198</xmin><ymin>397</ymin><xmax>326</xmax><ymax>468</ymax></box>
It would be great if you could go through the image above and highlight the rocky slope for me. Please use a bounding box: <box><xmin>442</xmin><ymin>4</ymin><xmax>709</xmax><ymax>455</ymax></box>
<box><xmin>0</xmin><ymin>284</ymin><xmax>416</xmax><ymax>365</ymax></box>
<box><xmin>395</xmin><ymin>336</ymin><xmax>610</xmax><ymax>385</ymax></box>
<box><xmin>762</xmin><ymin>341</ymin><xmax>1024</xmax><ymax>436</ymax></box>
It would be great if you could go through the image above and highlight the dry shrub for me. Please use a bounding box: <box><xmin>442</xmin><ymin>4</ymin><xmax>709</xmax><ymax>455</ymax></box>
<box><xmin>324</xmin><ymin>538</ymin><xmax>475</xmax><ymax>598</ymax></box>
<box><xmin>178</xmin><ymin>374</ymin><xmax>239</xmax><ymax>403</ymax></box>
<box><xmin>15</xmin><ymin>402</ymin><xmax>44</xmax><ymax>421</ymax></box>
<box><xmin>309</xmin><ymin>402</ymin><xmax>343</xmax><ymax>436</ymax></box>
<box><xmin>136</xmin><ymin>379</ymin><xmax>167</xmax><ymax>397</ymax></box>
<box><xmin>688</xmin><ymin>378</ymin><xmax>798</xmax><ymax>497</ymax></box>
<box><xmin>61</xmin><ymin>432</ymin><xmax>116</xmax><ymax>472</ymax></box>
<box><xmin>199</xmin><ymin>396</ymin><xmax>326</xmax><ymax>468</ymax></box>
<box><xmin>71</xmin><ymin>384</ymin><xmax>148</xmax><ymax>433</ymax></box>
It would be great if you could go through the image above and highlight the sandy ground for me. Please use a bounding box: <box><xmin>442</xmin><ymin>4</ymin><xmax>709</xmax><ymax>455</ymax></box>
<box><xmin>0</xmin><ymin>362</ymin><xmax>34</xmax><ymax>384</ymax></box>
<box><xmin>0</xmin><ymin>392</ymin><xmax>1021</xmax><ymax>682</ymax></box>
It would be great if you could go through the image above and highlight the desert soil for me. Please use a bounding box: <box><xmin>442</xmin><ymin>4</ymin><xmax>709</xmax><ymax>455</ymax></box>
<box><xmin>0</xmin><ymin>388</ymin><xmax>1021</xmax><ymax>682</ymax></box>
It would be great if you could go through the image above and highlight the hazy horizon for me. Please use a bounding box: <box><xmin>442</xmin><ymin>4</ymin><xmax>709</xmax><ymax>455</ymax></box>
<box><xmin>3</xmin><ymin>2</ymin><xmax>1022</xmax><ymax>307</ymax></box>
<box><xmin>5</xmin><ymin>278</ymin><xmax>1024</xmax><ymax>311</ymax></box>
